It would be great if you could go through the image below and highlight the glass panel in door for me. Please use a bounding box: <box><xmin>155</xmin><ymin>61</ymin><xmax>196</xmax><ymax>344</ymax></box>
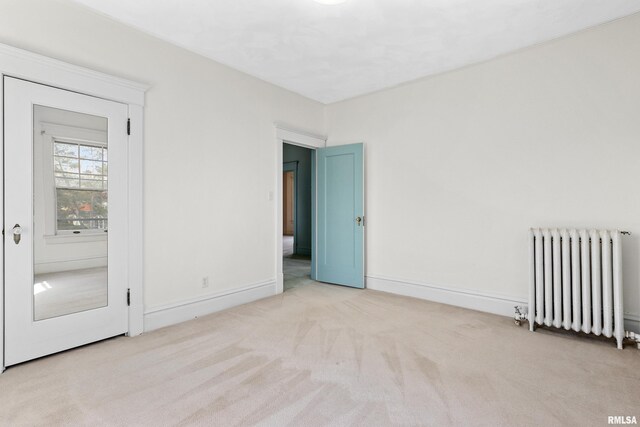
<box><xmin>32</xmin><ymin>105</ymin><xmax>109</xmax><ymax>321</ymax></box>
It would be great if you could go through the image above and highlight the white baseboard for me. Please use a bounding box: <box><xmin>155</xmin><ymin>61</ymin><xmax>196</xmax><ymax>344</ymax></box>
<box><xmin>140</xmin><ymin>275</ymin><xmax>640</xmax><ymax>334</ymax></box>
<box><xmin>366</xmin><ymin>275</ymin><xmax>640</xmax><ymax>333</ymax></box>
<box><xmin>366</xmin><ymin>275</ymin><xmax>526</xmax><ymax>318</ymax></box>
<box><xmin>144</xmin><ymin>279</ymin><xmax>276</xmax><ymax>332</ymax></box>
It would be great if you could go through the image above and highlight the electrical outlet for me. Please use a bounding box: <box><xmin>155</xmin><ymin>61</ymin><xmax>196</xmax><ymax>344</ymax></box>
<box><xmin>202</xmin><ymin>277</ymin><xmax>209</xmax><ymax>288</ymax></box>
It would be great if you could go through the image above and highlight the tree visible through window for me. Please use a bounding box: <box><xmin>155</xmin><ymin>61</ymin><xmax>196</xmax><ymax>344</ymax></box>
<box><xmin>53</xmin><ymin>141</ymin><xmax>108</xmax><ymax>233</ymax></box>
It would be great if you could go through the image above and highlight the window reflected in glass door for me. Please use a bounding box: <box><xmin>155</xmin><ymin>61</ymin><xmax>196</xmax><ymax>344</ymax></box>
<box><xmin>33</xmin><ymin>105</ymin><xmax>109</xmax><ymax>321</ymax></box>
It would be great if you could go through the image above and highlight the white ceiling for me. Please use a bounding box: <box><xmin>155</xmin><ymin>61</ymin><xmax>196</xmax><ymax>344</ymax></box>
<box><xmin>73</xmin><ymin>0</ymin><xmax>640</xmax><ymax>104</ymax></box>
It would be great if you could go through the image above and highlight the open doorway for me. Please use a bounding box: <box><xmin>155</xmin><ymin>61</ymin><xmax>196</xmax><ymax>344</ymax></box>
<box><xmin>275</xmin><ymin>126</ymin><xmax>364</xmax><ymax>294</ymax></box>
<box><xmin>283</xmin><ymin>143</ymin><xmax>313</xmax><ymax>290</ymax></box>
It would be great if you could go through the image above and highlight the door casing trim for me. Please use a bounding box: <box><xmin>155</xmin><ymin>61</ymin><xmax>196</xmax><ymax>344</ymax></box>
<box><xmin>0</xmin><ymin>42</ymin><xmax>149</xmax><ymax>372</ymax></box>
<box><xmin>274</xmin><ymin>124</ymin><xmax>326</xmax><ymax>294</ymax></box>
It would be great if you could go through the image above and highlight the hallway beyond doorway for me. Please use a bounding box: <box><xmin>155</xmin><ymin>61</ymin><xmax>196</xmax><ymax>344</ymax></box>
<box><xmin>283</xmin><ymin>256</ymin><xmax>312</xmax><ymax>291</ymax></box>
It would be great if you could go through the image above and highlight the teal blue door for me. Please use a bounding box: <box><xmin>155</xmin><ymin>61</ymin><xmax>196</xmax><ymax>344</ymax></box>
<box><xmin>315</xmin><ymin>143</ymin><xmax>364</xmax><ymax>288</ymax></box>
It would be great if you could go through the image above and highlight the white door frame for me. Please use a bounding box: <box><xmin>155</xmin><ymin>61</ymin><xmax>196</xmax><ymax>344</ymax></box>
<box><xmin>0</xmin><ymin>43</ymin><xmax>149</xmax><ymax>372</ymax></box>
<box><xmin>274</xmin><ymin>124</ymin><xmax>326</xmax><ymax>294</ymax></box>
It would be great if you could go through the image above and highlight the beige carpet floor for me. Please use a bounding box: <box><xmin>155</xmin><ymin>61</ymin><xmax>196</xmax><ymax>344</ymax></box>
<box><xmin>1</xmin><ymin>259</ymin><xmax>639</xmax><ymax>426</ymax></box>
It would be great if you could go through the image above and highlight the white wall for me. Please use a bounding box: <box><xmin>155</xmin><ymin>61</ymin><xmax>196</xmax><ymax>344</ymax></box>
<box><xmin>325</xmin><ymin>13</ymin><xmax>640</xmax><ymax>330</ymax></box>
<box><xmin>0</xmin><ymin>0</ymin><xmax>324</xmax><ymax>311</ymax></box>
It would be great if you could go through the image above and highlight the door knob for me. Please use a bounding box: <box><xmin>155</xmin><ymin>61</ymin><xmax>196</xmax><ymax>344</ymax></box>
<box><xmin>12</xmin><ymin>224</ymin><xmax>22</xmax><ymax>244</ymax></box>
<box><xmin>356</xmin><ymin>216</ymin><xmax>362</xmax><ymax>226</ymax></box>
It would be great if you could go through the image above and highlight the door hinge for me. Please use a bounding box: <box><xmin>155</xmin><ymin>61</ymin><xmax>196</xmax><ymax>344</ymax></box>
<box><xmin>127</xmin><ymin>288</ymin><xmax>131</xmax><ymax>306</ymax></box>
<box><xmin>127</xmin><ymin>118</ymin><xmax>131</xmax><ymax>136</ymax></box>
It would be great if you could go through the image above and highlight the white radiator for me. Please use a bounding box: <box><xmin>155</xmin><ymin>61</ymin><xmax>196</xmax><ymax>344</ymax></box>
<box><xmin>525</xmin><ymin>228</ymin><xmax>629</xmax><ymax>348</ymax></box>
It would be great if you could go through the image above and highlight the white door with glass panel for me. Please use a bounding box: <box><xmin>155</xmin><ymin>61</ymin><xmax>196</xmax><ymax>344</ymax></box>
<box><xmin>4</xmin><ymin>77</ymin><xmax>129</xmax><ymax>366</ymax></box>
